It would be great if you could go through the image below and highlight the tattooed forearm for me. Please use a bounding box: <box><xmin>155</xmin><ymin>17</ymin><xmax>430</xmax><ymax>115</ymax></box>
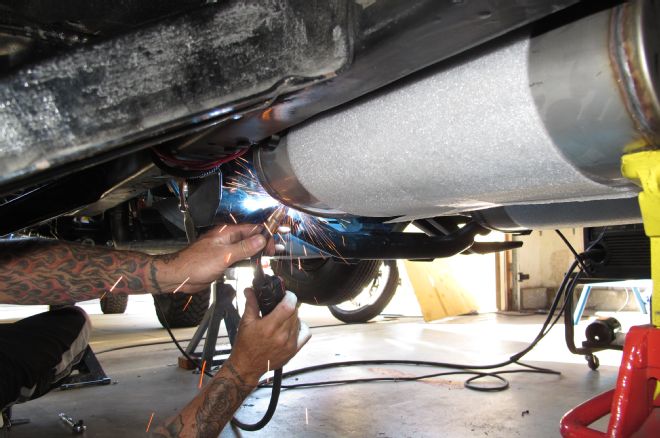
<box><xmin>0</xmin><ymin>239</ymin><xmax>157</xmax><ymax>304</ymax></box>
<box><xmin>152</xmin><ymin>360</ymin><xmax>255</xmax><ymax>438</ymax></box>
<box><xmin>196</xmin><ymin>362</ymin><xmax>253</xmax><ymax>437</ymax></box>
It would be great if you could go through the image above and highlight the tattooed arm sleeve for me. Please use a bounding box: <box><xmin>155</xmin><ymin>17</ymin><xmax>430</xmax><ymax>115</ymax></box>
<box><xmin>152</xmin><ymin>359</ymin><xmax>256</xmax><ymax>438</ymax></box>
<box><xmin>0</xmin><ymin>238</ymin><xmax>165</xmax><ymax>304</ymax></box>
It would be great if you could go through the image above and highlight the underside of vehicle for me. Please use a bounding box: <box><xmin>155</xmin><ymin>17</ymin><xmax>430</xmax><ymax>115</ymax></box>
<box><xmin>0</xmin><ymin>0</ymin><xmax>657</xmax><ymax>311</ymax></box>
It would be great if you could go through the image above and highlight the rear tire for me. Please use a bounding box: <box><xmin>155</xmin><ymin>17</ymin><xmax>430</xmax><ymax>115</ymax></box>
<box><xmin>153</xmin><ymin>290</ymin><xmax>210</xmax><ymax>328</ymax></box>
<box><xmin>329</xmin><ymin>260</ymin><xmax>399</xmax><ymax>323</ymax></box>
<box><xmin>271</xmin><ymin>258</ymin><xmax>381</xmax><ymax>306</ymax></box>
<box><xmin>100</xmin><ymin>294</ymin><xmax>129</xmax><ymax>314</ymax></box>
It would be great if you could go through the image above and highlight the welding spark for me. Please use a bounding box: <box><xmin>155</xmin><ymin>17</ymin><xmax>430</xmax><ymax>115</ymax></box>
<box><xmin>225</xmin><ymin>253</ymin><xmax>232</xmax><ymax>264</ymax></box>
<box><xmin>100</xmin><ymin>291</ymin><xmax>107</xmax><ymax>301</ymax></box>
<box><xmin>172</xmin><ymin>276</ymin><xmax>190</xmax><ymax>294</ymax></box>
<box><xmin>305</xmin><ymin>408</ymin><xmax>309</xmax><ymax>425</ymax></box>
<box><xmin>199</xmin><ymin>360</ymin><xmax>207</xmax><ymax>388</ymax></box>
<box><xmin>146</xmin><ymin>412</ymin><xmax>155</xmax><ymax>432</ymax></box>
<box><xmin>110</xmin><ymin>275</ymin><xmax>123</xmax><ymax>292</ymax></box>
<box><xmin>182</xmin><ymin>295</ymin><xmax>193</xmax><ymax>312</ymax></box>
<box><xmin>263</xmin><ymin>221</ymin><xmax>274</xmax><ymax>237</ymax></box>
<box><xmin>222</xmin><ymin>158</ymin><xmax>349</xmax><ymax>266</ymax></box>
<box><xmin>218</xmin><ymin>224</ymin><xmax>228</xmax><ymax>234</ymax></box>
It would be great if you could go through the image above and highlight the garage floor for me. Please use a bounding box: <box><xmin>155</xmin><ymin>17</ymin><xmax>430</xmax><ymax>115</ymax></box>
<box><xmin>1</xmin><ymin>294</ymin><xmax>642</xmax><ymax>438</ymax></box>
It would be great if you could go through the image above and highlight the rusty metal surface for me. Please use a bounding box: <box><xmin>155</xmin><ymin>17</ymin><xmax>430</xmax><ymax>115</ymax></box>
<box><xmin>610</xmin><ymin>0</ymin><xmax>660</xmax><ymax>150</ymax></box>
<box><xmin>0</xmin><ymin>0</ymin><xmax>350</xmax><ymax>192</ymax></box>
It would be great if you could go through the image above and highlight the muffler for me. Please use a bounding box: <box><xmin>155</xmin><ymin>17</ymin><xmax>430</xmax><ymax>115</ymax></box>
<box><xmin>255</xmin><ymin>0</ymin><xmax>659</xmax><ymax>219</ymax></box>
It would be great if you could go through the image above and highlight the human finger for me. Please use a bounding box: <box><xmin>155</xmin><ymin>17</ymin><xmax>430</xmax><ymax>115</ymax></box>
<box><xmin>222</xmin><ymin>234</ymin><xmax>267</xmax><ymax>266</ymax></box>
<box><xmin>216</xmin><ymin>223</ymin><xmax>264</xmax><ymax>245</ymax></box>
<box><xmin>297</xmin><ymin>321</ymin><xmax>311</xmax><ymax>350</ymax></box>
<box><xmin>241</xmin><ymin>288</ymin><xmax>260</xmax><ymax>321</ymax></box>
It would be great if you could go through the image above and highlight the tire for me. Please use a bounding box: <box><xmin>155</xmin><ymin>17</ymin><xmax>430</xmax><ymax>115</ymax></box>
<box><xmin>271</xmin><ymin>258</ymin><xmax>381</xmax><ymax>306</ymax></box>
<box><xmin>329</xmin><ymin>260</ymin><xmax>399</xmax><ymax>323</ymax></box>
<box><xmin>153</xmin><ymin>289</ymin><xmax>210</xmax><ymax>328</ymax></box>
<box><xmin>100</xmin><ymin>294</ymin><xmax>129</xmax><ymax>314</ymax></box>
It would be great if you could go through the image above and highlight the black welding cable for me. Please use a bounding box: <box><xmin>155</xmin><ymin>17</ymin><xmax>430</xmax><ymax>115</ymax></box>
<box><xmin>151</xmin><ymin>242</ymin><xmax>593</xmax><ymax>415</ymax></box>
<box><xmin>152</xmin><ymin>260</ymin><xmax>579</xmax><ymax>396</ymax></box>
<box><xmin>249</xmin><ymin>256</ymin><xmax>588</xmax><ymax>394</ymax></box>
<box><xmin>231</xmin><ymin>369</ymin><xmax>282</xmax><ymax>430</ymax></box>
<box><xmin>94</xmin><ymin>321</ymin><xmax>360</xmax><ymax>355</ymax></box>
<box><xmin>555</xmin><ymin>230</ymin><xmax>589</xmax><ymax>273</ymax></box>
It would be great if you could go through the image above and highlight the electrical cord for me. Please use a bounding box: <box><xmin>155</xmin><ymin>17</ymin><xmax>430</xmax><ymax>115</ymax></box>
<box><xmin>150</xmin><ymin>148</ymin><xmax>247</xmax><ymax>179</ymax></box>
<box><xmin>555</xmin><ymin>230</ymin><xmax>589</xmax><ymax>272</ymax></box>
<box><xmin>249</xmin><ymin>250</ymin><xmax>594</xmax><ymax>394</ymax></box>
<box><xmin>153</xmin><ymin>263</ymin><xmax>574</xmax><ymax>396</ymax></box>
<box><xmin>146</xmin><ymin>229</ymin><xmax>604</xmax><ymax>427</ymax></box>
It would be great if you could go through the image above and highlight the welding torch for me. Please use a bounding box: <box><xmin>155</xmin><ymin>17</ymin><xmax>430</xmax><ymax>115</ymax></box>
<box><xmin>232</xmin><ymin>206</ymin><xmax>288</xmax><ymax>431</ymax></box>
<box><xmin>251</xmin><ymin>206</ymin><xmax>287</xmax><ymax>316</ymax></box>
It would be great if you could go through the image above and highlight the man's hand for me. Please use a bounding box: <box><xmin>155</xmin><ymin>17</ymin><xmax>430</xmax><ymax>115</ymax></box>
<box><xmin>152</xmin><ymin>288</ymin><xmax>311</xmax><ymax>438</ymax></box>
<box><xmin>230</xmin><ymin>288</ymin><xmax>311</xmax><ymax>384</ymax></box>
<box><xmin>150</xmin><ymin>224</ymin><xmax>275</xmax><ymax>295</ymax></box>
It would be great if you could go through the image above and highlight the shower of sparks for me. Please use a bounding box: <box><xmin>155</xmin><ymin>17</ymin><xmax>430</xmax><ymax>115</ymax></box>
<box><xmin>146</xmin><ymin>412</ymin><xmax>155</xmax><ymax>432</ymax></box>
<box><xmin>110</xmin><ymin>275</ymin><xmax>123</xmax><ymax>292</ymax></box>
<box><xmin>218</xmin><ymin>224</ymin><xmax>228</xmax><ymax>234</ymax></box>
<box><xmin>172</xmin><ymin>276</ymin><xmax>190</xmax><ymax>294</ymax></box>
<box><xmin>222</xmin><ymin>157</ymin><xmax>348</xmax><ymax>268</ymax></box>
<box><xmin>182</xmin><ymin>295</ymin><xmax>194</xmax><ymax>312</ymax></box>
<box><xmin>199</xmin><ymin>360</ymin><xmax>207</xmax><ymax>388</ymax></box>
<box><xmin>305</xmin><ymin>408</ymin><xmax>309</xmax><ymax>425</ymax></box>
<box><xmin>100</xmin><ymin>291</ymin><xmax>107</xmax><ymax>301</ymax></box>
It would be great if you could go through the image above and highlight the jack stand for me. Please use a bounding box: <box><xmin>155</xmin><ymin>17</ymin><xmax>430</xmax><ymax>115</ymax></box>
<box><xmin>561</xmin><ymin>150</ymin><xmax>660</xmax><ymax>437</ymax></box>
<box><xmin>178</xmin><ymin>278</ymin><xmax>241</xmax><ymax>371</ymax></box>
<box><xmin>59</xmin><ymin>346</ymin><xmax>112</xmax><ymax>390</ymax></box>
<box><xmin>1</xmin><ymin>407</ymin><xmax>30</xmax><ymax>430</ymax></box>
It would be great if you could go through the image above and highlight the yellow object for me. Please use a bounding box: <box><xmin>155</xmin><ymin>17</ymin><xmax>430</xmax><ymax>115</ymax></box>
<box><xmin>621</xmin><ymin>151</ymin><xmax>660</xmax><ymax>327</ymax></box>
<box><xmin>655</xmin><ymin>381</ymin><xmax>660</xmax><ymax>401</ymax></box>
<box><xmin>403</xmin><ymin>257</ymin><xmax>483</xmax><ymax>322</ymax></box>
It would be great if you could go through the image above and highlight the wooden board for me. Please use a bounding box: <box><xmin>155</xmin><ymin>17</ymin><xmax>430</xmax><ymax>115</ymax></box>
<box><xmin>403</xmin><ymin>254</ymin><xmax>495</xmax><ymax>322</ymax></box>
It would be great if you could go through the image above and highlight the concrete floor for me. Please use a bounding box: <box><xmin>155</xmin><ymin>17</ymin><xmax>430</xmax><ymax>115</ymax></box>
<box><xmin>1</xmin><ymin>294</ymin><xmax>645</xmax><ymax>438</ymax></box>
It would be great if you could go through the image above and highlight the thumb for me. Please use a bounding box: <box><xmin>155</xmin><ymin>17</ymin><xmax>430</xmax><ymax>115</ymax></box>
<box><xmin>224</xmin><ymin>234</ymin><xmax>266</xmax><ymax>266</ymax></box>
<box><xmin>242</xmin><ymin>288</ymin><xmax>260</xmax><ymax>321</ymax></box>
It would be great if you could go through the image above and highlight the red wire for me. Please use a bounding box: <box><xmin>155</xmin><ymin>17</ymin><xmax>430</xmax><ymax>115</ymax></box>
<box><xmin>153</xmin><ymin>148</ymin><xmax>248</xmax><ymax>171</ymax></box>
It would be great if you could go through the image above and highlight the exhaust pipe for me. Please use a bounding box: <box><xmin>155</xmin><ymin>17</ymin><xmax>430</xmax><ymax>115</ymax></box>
<box><xmin>255</xmin><ymin>0</ymin><xmax>659</xmax><ymax>219</ymax></box>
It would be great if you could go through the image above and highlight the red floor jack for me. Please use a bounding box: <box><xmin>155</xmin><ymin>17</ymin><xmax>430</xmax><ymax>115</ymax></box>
<box><xmin>560</xmin><ymin>152</ymin><xmax>660</xmax><ymax>437</ymax></box>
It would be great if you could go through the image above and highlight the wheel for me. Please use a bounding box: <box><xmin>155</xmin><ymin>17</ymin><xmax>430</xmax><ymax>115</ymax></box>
<box><xmin>328</xmin><ymin>260</ymin><xmax>399</xmax><ymax>323</ymax></box>
<box><xmin>100</xmin><ymin>294</ymin><xmax>129</xmax><ymax>314</ymax></box>
<box><xmin>586</xmin><ymin>354</ymin><xmax>600</xmax><ymax>371</ymax></box>
<box><xmin>271</xmin><ymin>258</ymin><xmax>381</xmax><ymax>305</ymax></box>
<box><xmin>153</xmin><ymin>289</ymin><xmax>210</xmax><ymax>328</ymax></box>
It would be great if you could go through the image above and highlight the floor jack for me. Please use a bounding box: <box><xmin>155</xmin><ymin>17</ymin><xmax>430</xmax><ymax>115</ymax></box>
<box><xmin>561</xmin><ymin>151</ymin><xmax>660</xmax><ymax>437</ymax></box>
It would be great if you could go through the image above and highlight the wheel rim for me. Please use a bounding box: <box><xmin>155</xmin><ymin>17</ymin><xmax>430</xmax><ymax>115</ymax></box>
<box><xmin>332</xmin><ymin>262</ymin><xmax>391</xmax><ymax>313</ymax></box>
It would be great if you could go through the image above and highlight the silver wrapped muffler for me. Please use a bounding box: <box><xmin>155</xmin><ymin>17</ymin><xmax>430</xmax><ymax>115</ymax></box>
<box><xmin>255</xmin><ymin>0</ymin><xmax>659</xmax><ymax>220</ymax></box>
